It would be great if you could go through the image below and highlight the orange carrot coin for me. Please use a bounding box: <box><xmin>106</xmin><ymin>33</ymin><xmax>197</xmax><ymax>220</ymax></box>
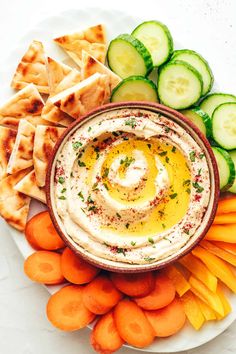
<box><xmin>24</xmin><ymin>251</ymin><xmax>64</xmax><ymax>285</ymax></box>
<box><xmin>47</xmin><ymin>285</ymin><xmax>95</xmax><ymax>331</ymax></box>
<box><xmin>110</xmin><ymin>272</ymin><xmax>155</xmax><ymax>297</ymax></box>
<box><xmin>25</xmin><ymin>211</ymin><xmax>65</xmax><ymax>250</ymax></box>
<box><xmin>91</xmin><ymin>311</ymin><xmax>124</xmax><ymax>353</ymax></box>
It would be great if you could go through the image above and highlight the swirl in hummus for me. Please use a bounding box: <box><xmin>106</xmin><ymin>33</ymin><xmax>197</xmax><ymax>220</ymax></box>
<box><xmin>54</xmin><ymin>108</ymin><xmax>210</xmax><ymax>264</ymax></box>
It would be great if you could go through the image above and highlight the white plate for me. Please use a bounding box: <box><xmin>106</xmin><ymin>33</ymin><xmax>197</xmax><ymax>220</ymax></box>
<box><xmin>1</xmin><ymin>7</ymin><xmax>236</xmax><ymax>353</ymax></box>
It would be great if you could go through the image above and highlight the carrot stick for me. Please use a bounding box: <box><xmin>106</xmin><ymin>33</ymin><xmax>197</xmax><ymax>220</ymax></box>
<box><xmin>110</xmin><ymin>272</ymin><xmax>155</xmax><ymax>297</ymax></box>
<box><xmin>114</xmin><ymin>299</ymin><xmax>155</xmax><ymax>348</ymax></box>
<box><xmin>212</xmin><ymin>241</ymin><xmax>236</xmax><ymax>256</ymax></box>
<box><xmin>205</xmin><ymin>224</ymin><xmax>236</xmax><ymax>243</ymax></box>
<box><xmin>25</xmin><ymin>211</ymin><xmax>65</xmax><ymax>250</ymax></box>
<box><xmin>144</xmin><ymin>298</ymin><xmax>186</xmax><ymax>337</ymax></box>
<box><xmin>162</xmin><ymin>265</ymin><xmax>190</xmax><ymax>296</ymax></box>
<box><xmin>82</xmin><ymin>275</ymin><xmax>123</xmax><ymax>315</ymax></box>
<box><xmin>61</xmin><ymin>247</ymin><xmax>99</xmax><ymax>284</ymax></box>
<box><xmin>134</xmin><ymin>273</ymin><xmax>175</xmax><ymax>310</ymax></box>
<box><xmin>181</xmin><ymin>291</ymin><xmax>205</xmax><ymax>330</ymax></box>
<box><xmin>214</xmin><ymin>213</ymin><xmax>236</xmax><ymax>224</ymax></box>
<box><xmin>201</xmin><ymin>240</ymin><xmax>236</xmax><ymax>266</ymax></box>
<box><xmin>91</xmin><ymin>311</ymin><xmax>124</xmax><ymax>354</ymax></box>
<box><xmin>24</xmin><ymin>251</ymin><xmax>64</xmax><ymax>285</ymax></box>
<box><xmin>217</xmin><ymin>196</ymin><xmax>236</xmax><ymax>214</ymax></box>
<box><xmin>195</xmin><ymin>297</ymin><xmax>216</xmax><ymax>321</ymax></box>
<box><xmin>46</xmin><ymin>285</ymin><xmax>95</xmax><ymax>331</ymax></box>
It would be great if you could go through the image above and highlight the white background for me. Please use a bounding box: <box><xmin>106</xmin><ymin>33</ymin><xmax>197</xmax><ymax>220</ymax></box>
<box><xmin>0</xmin><ymin>0</ymin><xmax>236</xmax><ymax>353</ymax></box>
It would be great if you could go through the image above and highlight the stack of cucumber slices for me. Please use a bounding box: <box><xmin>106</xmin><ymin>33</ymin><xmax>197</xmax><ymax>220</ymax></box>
<box><xmin>107</xmin><ymin>20</ymin><xmax>236</xmax><ymax>194</ymax></box>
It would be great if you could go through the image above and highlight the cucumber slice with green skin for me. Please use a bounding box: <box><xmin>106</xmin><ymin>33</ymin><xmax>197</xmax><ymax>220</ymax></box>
<box><xmin>200</xmin><ymin>93</ymin><xmax>236</xmax><ymax>118</ymax></box>
<box><xmin>111</xmin><ymin>76</ymin><xmax>158</xmax><ymax>103</ymax></box>
<box><xmin>171</xmin><ymin>49</ymin><xmax>213</xmax><ymax>95</ymax></box>
<box><xmin>132</xmin><ymin>21</ymin><xmax>173</xmax><ymax>67</ymax></box>
<box><xmin>180</xmin><ymin>107</ymin><xmax>212</xmax><ymax>137</ymax></box>
<box><xmin>107</xmin><ymin>34</ymin><xmax>153</xmax><ymax>79</ymax></box>
<box><xmin>157</xmin><ymin>60</ymin><xmax>203</xmax><ymax>110</ymax></box>
<box><xmin>229</xmin><ymin>150</ymin><xmax>236</xmax><ymax>193</ymax></box>
<box><xmin>212</xmin><ymin>103</ymin><xmax>236</xmax><ymax>150</ymax></box>
<box><xmin>212</xmin><ymin>147</ymin><xmax>235</xmax><ymax>191</ymax></box>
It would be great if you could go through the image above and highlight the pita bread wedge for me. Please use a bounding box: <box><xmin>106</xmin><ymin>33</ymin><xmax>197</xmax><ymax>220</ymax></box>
<box><xmin>49</xmin><ymin>73</ymin><xmax>110</xmax><ymax>119</ymax></box>
<box><xmin>11</xmin><ymin>40</ymin><xmax>49</xmax><ymax>94</ymax></box>
<box><xmin>14</xmin><ymin>170</ymin><xmax>46</xmax><ymax>204</ymax></box>
<box><xmin>81</xmin><ymin>50</ymin><xmax>121</xmax><ymax>92</ymax></box>
<box><xmin>0</xmin><ymin>84</ymin><xmax>44</xmax><ymax>128</ymax></box>
<box><xmin>0</xmin><ymin>126</ymin><xmax>17</xmax><ymax>180</ymax></box>
<box><xmin>7</xmin><ymin>120</ymin><xmax>35</xmax><ymax>174</ymax></box>
<box><xmin>54</xmin><ymin>24</ymin><xmax>106</xmax><ymax>67</ymax></box>
<box><xmin>33</xmin><ymin>125</ymin><xmax>65</xmax><ymax>187</ymax></box>
<box><xmin>0</xmin><ymin>168</ymin><xmax>31</xmax><ymax>231</ymax></box>
<box><xmin>46</xmin><ymin>57</ymin><xmax>75</xmax><ymax>95</ymax></box>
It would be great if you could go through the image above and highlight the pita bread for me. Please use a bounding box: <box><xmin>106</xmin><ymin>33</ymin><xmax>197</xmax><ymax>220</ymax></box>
<box><xmin>46</xmin><ymin>57</ymin><xmax>75</xmax><ymax>95</ymax></box>
<box><xmin>33</xmin><ymin>125</ymin><xmax>65</xmax><ymax>187</ymax></box>
<box><xmin>0</xmin><ymin>84</ymin><xmax>44</xmax><ymax>128</ymax></box>
<box><xmin>0</xmin><ymin>126</ymin><xmax>17</xmax><ymax>180</ymax></box>
<box><xmin>14</xmin><ymin>170</ymin><xmax>46</xmax><ymax>204</ymax></box>
<box><xmin>0</xmin><ymin>168</ymin><xmax>31</xmax><ymax>231</ymax></box>
<box><xmin>11</xmin><ymin>40</ymin><xmax>49</xmax><ymax>94</ymax></box>
<box><xmin>49</xmin><ymin>73</ymin><xmax>110</xmax><ymax>119</ymax></box>
<box><xmin>7</xmin><ymin>120</ymin><xmax>35</xmax><ymax>174</ymax></box>
<box><xmin>54</xmin><ymin>24</ymin><xmax>106</xmax><ymax>67</ymax></box>
<box><xmin>81</xmin><ymin>50</ymin><xmax>121</xmax><ymax>92</ymax></box>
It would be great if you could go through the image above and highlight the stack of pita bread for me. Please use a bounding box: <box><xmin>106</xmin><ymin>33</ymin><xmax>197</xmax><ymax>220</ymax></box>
<box><xmin>0</xmin><ymin>24</ymin><xmax>121</xmax><ymax>232</ymax></box>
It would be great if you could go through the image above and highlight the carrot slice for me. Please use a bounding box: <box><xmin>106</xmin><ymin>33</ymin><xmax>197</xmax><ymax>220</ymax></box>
<box><xmin>212</xmin><ymin>241</ymin><xmax>236</xmax><ymax>256</ymax></box>
<box><xmin>25</xmin><ymin>211</ymin><xmax>65</xmax><ymax>250</ymax></box>
<box><xmin>110</xmin><ymin>272</ymin><xmax>155</xmax><ymax>297</ymax></box>
<box><xmin>134</xmin><ymin>273</ymin><xmax>175</xmax><ymax>310</ymax></box>
<box><xmin>217</xmin><ymin>196</ymin><xmax>236</xmax><ymax>214</ymax></box>
<box><xmin>91</xmin><ymin>311</ymin><xmax>124</xmax><ymax>354</ymax></box>
<box><xmin>200</xmin><ymin>240</ymin><xmax>236</xmax><ymax>266</ymax></box>
<box><xmin>181</xmin><ymin>291</ymin><xmax>205</xmax><ymax>330</ymax></box>
<box><xmin>145</xmin><ymin>298</ymin><xmax>186</xmax><ymax>337</ymax></box>
<box><xmin>162</xmin><ymin>265</ymin><xmax>190</xmax><ymax>296</ymax></box>
<box><xmin>215</xmin><ymin>286</ymin><xmax>232</xmax><ymax>320</ymax></box>
<box><xmin>179</xmin><ymin>253</ymin><xmax>217</xmax><ymax>292</ymax></box>
<box><xmin>24</xmin><ymin>251</ymin><xmax>64</xmax><ymax>285</ymax></box>
<box><xmin>46</xmin><ymin>285</ymin><xmax>95</xmax><ymax>331</ymax></box>
<box><xmin>82</xmin><ymin>275</ymin><xmax>123</xmax><ymax>314</ymax></box>
<box><xmin>192</xmin><ymin>246</ymin><xmax>236</xmax><ymax>293</ymax></box>
<box><xmin>195</xmin><ymin>297</ymin><xmax>216</xmax><ymax>321</ymax></box>
<box><xmin>114</xmin><ymin>299</ymin><xmax>155</xmax><ymax>348</ymax></box>
<box><xmin>61</xmin><ymin>247</ymin><xmax>99</xmax><ymax>284</ymax></box>
<box><xmin>205</xmin><ymin>224</ymin><xmax>236</xmax><ymax>243</ymax></box>
<box><xmin>214</xmin><ymin>212</ymin><xmax>236</xmax><ymax>224</ymax></box>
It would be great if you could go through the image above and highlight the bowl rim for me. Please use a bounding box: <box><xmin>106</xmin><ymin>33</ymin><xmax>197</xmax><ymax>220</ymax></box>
<box><xmin>46</xmin><ymin>101</ymin><xmax>220</xmax><ymax>273</ymax></box>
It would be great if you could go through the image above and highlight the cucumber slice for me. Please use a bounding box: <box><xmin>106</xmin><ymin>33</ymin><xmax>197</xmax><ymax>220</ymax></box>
<box><xmin>200</xmin><ymin>93</ymin><xmax>236</xmax><ymax>118</ymax></box>
<box><xmin>132</xmin><ymin>21</ymin><xmax>173</xmax><ymax>67</ymax></box>
<box><xmin>171</xmin><ymin>50</ymin><xmax>213</xmax><ymax>95</ymax></box>
<box><xmin>212</xmin><ymin>103</ymin><xmax>236</xmax><ymax>150</ymax></box>
<box><xmin>180</xmin><ymin>107</ymin><xmax>212</xmax><ymax>137</ymax></box>
<box><xmin>111</xmin><ymin>76</ymin><xmax>158</xmax><ymax>102</ymax></box>
<box><xmin>229</xmin><ymin>150</ymin><xmax>236</xmax><ymax>193</ymax></box>
<box><xmin>107</xmin><ymin>34</ymin><xmax>153</xmax><ymax>79</ymax></box>
<box><xmin>212</xmin><ymin>147</ymin><xmax>235</xmax><ymax>191</ymax></box>
<box><xmin>157</xmin><ymin>60</ymin><xmax>203</xmax><ymax>110</ymax></box>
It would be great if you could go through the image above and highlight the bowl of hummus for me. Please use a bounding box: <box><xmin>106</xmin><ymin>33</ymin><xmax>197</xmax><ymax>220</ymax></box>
<box><xmin>46</xmin><ymin>102</ymin><xmax>219</xmax><ymax>272</ymax></box>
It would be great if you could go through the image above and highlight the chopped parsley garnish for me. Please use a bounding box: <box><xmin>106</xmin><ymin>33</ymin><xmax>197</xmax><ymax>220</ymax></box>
<box><xmin>88</xmin><ymin>126</ymin><xmax>92</xmax><ymax>132</ymax></box>
<box><xmin>170</xmin><ymin>193</ymin><xmax>178</xmax><ymax>199</ymax></box>
<box><xmin>61</xmin><ymin>188</ymin><xmax>66</xmax><ymax>193</ymax></box>
<box><xmin>199</xmin><ymin>153</ymin><xmax>205</xmax><ymax>159</ymax></box>
<box><xmin>103</xmin><ymin>183</ymin><xmax>109</xmax><ymax>190</ymax></box>
<box><xmin>116</xmin><ymin>212</ymin><xmax>121</xmax><ymax>219</ymax></box>
<box><xmin>147</xmin><ymin>143</ymin><xmax>151</xmax><ymax>149</ymax></box>
<box><xmin>144</xmin><ymin>257</ymin><xmax>155</xmax><ymax>262</ymax></box>
<box><xmin>189</xmin><ymin>151</ymin><xmax>196</xmax><ymax>162</ymax></box>
<box><xmin>70</xmin><ymin>172</ymin><xmax>74</xmax><ymax>177</ymax></box>
<box><xmin>125</xmin><ymin>223</ymin><xmax>130</xmax><ymax>229</ymax></box>
<box><xmin>186</xmin><ymin>188</ymin><xmax>191</xmax><ymax>194</ymax></box>
<box><xmin>58</xmin><ymin>196</ymin><xmax>66</xmax><ymax>200</ymax></box>
<box><xmin>120</xmin><ymin>156</ymin><xmax>135</xmax><ymax>168</ymax></box>
<box><xmin>117</xmin><ymin>248</ymin><xmax>126</xmax><ymax>256</ymax></box>
<box><xmin>192</xmin><ymin>181</ymin><xmax>204</xmax><ymax>193</ymax></box>
<box><xmin>164</xmin><ymin>126</ymin><xmax>170</xmax><ymax>133</ymax></box>
<box><xmin>78</xmin><ymin>191</ymin><xmax>84</xmax><ymax>201</ymax></box>
<box><xmin>123</xmin><ymin>136</ymin><xmax>129</xmax><ymax>141</ymax></box>
<box><xmin>72</xmin><ymin>141</ymin><xmax>82</xmax><ymax>150</ymax></box>
<box><xmin>159</xmin><ymin>151</ymin><xmax>167</xmax><ymax>156</ymax></box>
<box><xmin>92</xmin><ymin>182</ymin><xmax>99</xmax><ymax>191</ymax></box>
<box><xmin>162</xmin><ymin>223</ymin><xmax>166</xmax><ymax>229</ymax></box>
<box><xmin>131</xmin><ymin>241</ymin><xmax>136</xmax><ymax>246</ymax></box>
<box><xmin>165</xmin><ymin>156</ymin><xmax>170</xmax><ymax>163</ymax></box>
<box><xmin>112</xmin><ymin>131</ymin><xmax>119</xmax><ymax>137</ymax></box>
<box><xmin>88</xmin><ymin>205</ymin><xmax>97</xmax><ymax>212</ymax></box>
<box><xmin>197</xmin><ymin>168</ymin><xmax>202</xmax><ymax>175</ymax></box>
<box><xmin>183</xmin><ymin>179</ymin><xmax>191</xmax><ymax>187</ymax></box>
<box><xmin>148</xmin><ymin>237</ymin><xmax>154</xmax><ymax>244</ymax></box>
<box><xmin>183</xmin><ymin>229</ymin><xmax>190</xmax><ymax>235</ymax></box>
<box><xmin>125</xmin><ymin>118</ymin><xmax>137</xmax><ymax>128</ymax></box>
<box><xmin>163</xmin><ymin>236</ymin><xmax>172</xmax><ymax>243</ymax></box>
<box><xmin>87</xmin><ymin>195</ymin><xmax>94</xmax><ymax>204</ymax></box>
<box><xmin>78</xmin><ymin>160</ymin><xmax>86</xmax><ymax>167</ymax></box>
<box><xmin>58</xmin><ymin>176</ymin><xmax>65</xmax><ymax>184</ymax></box>
<box><xmin>172</xmin><ymin>146</ymin><xmax>176</xmax><ymax>153</ymax></box>
<box><xmin>103</xmin><ymin>168</ymin><xmax>109</xmax><ymax>178</ymax></box>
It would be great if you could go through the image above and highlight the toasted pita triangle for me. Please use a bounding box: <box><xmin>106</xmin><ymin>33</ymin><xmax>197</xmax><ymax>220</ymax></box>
<box><xmin>0</xmin><ymin>168</ymin><xmax>31</xmax><ymax>231</ymax></box>
<box><xmin>11</xmin><ymin>40</ymin><xmax>49</xmax><ymax>94</ymax></box>
<box><xmin>46</xmin><ymin>57</ymin><xmax>75</xmax><ymax>95</ymax></box>
<box><xmin>7</xmin><ymin>120</ymin><xmax>35</xmax><ymax>174</ymax></box>
<box><xmin>0</xmin><ymin>126</ymin><xmax>17</xmax><ymax>180</ymax></box>
<box><xmin>54</xmin><ymin>24</ymin><xmax>106</xmax><ymax>67</ymax></box>
<box><xmin>33</xmin><ymin>125</ymin><xmax>65</xmax><ymax>187</ymax></box>
<box><xmin>81</xmin><ymin>50</ymin><xmax>121</xmax><ymax>92</ymax></box>
<box><xmin>14</xmin><ymin>170</ymin><xmax>46</xmax><ymax>204</ymax></box>
<box><xmin>50</xmin><ymin>73</ymin><xmax>110</xmax><ymax>119</ymax></box>
<box><xmin>0</xmin><ymin>84</ymin><xmax>45</xmax><ymax>128</ymax></box>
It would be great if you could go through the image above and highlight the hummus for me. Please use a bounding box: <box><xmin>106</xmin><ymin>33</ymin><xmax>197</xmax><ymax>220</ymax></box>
<box><xmin>54</xmin><ymin>108</ymin><xmax>210</xmax><ymax>264</ymax></box>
